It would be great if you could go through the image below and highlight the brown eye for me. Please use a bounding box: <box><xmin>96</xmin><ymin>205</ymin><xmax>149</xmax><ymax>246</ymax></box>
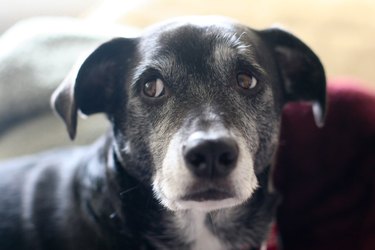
<box><xmin>237</xmin><ymin>73</ymin><xmax>257</xmax><ymax>90</ymax></box>
<box><xmin>143</xmin><ymin>78</ymin><xmax>165</xmax><ymax>97</ymax></box>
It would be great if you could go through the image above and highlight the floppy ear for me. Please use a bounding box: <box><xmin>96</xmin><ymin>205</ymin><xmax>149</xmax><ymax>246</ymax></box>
<box><xmin>51</xmin><ymin>38</ymin><xmax>136</xmax><ymax>140</ymax></box>
<box><xmin>260</xmin><ymin>28</ymin><xmax>327</xmax><ymax>127</ymax></box>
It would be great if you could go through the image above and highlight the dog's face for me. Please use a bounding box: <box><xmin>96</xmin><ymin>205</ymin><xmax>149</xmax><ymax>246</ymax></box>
<box><xmin>52</xmin><ymin>17</ymin><xmax>326</xmax><ymax>212</ymax></box>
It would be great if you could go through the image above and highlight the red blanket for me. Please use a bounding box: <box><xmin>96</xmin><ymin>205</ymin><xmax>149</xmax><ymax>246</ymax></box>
<box><xmin>268</xmin><ymin>80</ymin><xmax>375</xmax><ymax>250</ymax></box>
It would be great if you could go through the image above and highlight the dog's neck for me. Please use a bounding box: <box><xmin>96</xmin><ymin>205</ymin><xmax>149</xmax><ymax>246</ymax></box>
<box><xmin>173</xmin><ymin>209</ymin><xmax>251</xmax><ymax>250</ymax></box>
<box><xmin>175</xmin><ymin>210</ymin><xmax>228</xmax><ymax>250</ymax></box>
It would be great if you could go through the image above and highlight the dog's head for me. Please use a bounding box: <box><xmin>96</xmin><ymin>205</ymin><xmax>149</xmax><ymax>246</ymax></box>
<box><xmin>52</xmin><ymin>17</ymin><xmax>326</xmax><ymax>212</ymax></box>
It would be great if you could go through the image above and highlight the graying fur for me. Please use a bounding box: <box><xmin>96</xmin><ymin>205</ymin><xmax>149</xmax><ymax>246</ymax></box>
<box><xmin>42</xmin><ymin>16</ymin><xmax>325</xmax><ymax>249</ymax></box>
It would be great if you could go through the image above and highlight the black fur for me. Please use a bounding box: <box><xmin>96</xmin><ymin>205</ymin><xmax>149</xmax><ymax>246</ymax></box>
<box><xmin>0</xmin><ymin>17</ymin><xmax>326</xmax><ymax>249</ymax></box>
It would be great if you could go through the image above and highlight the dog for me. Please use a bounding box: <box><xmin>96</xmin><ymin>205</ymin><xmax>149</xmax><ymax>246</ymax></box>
<box><xmin>0</xmin><ymin>16</ymin><xmax>326</xmax><ymax>250</ymax></box>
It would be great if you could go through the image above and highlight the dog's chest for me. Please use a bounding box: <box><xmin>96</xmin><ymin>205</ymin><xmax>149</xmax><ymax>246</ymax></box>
<box><xmin>174</xmin><ymin>211</ymin><xmax>225</xmax><ymax>250</ymax></box>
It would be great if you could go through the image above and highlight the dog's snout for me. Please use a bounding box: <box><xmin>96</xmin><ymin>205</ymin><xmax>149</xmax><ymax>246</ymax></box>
<box><xmin>183</xmin><ymin>137</ymin><xmax>239</xmax><ymax>178</ymax></box>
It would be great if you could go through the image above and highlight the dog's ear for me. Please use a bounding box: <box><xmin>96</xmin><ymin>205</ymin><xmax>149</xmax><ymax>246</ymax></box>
<box><xmin>51</xmin><ymin>38</ymin><xmax>136</xmax><ymax>140</ymax></box>
<box><xmin>260</xmin><ymin>28</ymin><xmax>327</xmax><ymax>127</ymax></box>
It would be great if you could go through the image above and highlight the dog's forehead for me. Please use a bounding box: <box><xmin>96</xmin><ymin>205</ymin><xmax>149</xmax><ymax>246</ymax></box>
<box><xmin>134</xmin><ymin>17</ymin><xmax>268</xmax><ymax>82</ymax></box>
<box><xmin>143</xmin><ymin>16</ymin><xmax>245</xmax><ymax>36</ymax></box>
<box><xmin>139</xmin><ymin>17</ymin><xmax>261</xmax><ymax>58</ymax></box>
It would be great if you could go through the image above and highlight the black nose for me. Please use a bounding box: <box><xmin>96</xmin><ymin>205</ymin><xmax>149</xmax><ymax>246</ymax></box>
<box><xmin>183</xmin><ymin>137</ymin><xmax>239</xmax><ymax>178</ymax></box>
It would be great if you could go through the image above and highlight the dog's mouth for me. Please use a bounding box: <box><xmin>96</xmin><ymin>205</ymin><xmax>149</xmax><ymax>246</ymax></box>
<box><xmin>181</xmin><ymin>188</ymin><xmax>233</xmax><ymax>202</ymax></box>
<box><xmin>181</xmin><ymin>180</ymin><xmax>235</xmax><ymax>202</ymax></box>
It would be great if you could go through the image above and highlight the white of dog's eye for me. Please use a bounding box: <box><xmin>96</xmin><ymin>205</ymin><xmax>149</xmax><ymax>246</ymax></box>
<box><xmin>143</xmin><ymin>78</ymin><xmax>165</xmax><ymax>97</ymax></box>
<box><xmin>237</xmin><ymin>73</ymin><xmax>257</xmax><ymax>90</ymax></box>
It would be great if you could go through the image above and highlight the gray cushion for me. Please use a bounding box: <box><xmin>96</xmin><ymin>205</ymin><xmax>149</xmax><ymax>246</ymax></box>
<box><xmin>0</xmin><ymin>17</ymin><xmax>139</xmax><ymax>159</ymax></box>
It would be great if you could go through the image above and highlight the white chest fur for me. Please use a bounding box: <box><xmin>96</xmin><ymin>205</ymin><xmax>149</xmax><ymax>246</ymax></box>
<box><xmin>175</xmin><ymin>211</ymin><xmax>225</xmax><ymax>250</ymax></box>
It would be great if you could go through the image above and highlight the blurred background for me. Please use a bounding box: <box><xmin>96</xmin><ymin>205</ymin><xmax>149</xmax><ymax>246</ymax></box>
<box><xmin>0</xmin><ymin>0</ymin><xmax>100</xmax><ymax>33</ymax></box>
<box><xmin>0</xmin><ymin>0</ymin><xmax>374</xmax><ymax>158</ymax></box>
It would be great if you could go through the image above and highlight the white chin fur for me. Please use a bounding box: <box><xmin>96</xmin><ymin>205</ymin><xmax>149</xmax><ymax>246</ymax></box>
<box><xmin>174</xmin><ymin>198</ymin><xmax>244</xmax><ymax>212</ymax></box>
<box><xmin>152</xmin><ymin>179</ymin><xmax>252</xmax><ymax>212</ymax></box>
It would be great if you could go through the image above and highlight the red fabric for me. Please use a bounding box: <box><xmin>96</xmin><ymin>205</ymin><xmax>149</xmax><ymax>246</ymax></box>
<box><xmin>271</xmin><ymin>80</ymin><xmax>375</xmax><ymax>250</ymax></box>
<box><xmin>265</xmin><ymin>225</ymin><xmax>279</xmax><ymax>250</ymax></box>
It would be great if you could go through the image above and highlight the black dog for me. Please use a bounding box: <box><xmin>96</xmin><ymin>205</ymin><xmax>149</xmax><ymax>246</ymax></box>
<box><xmin>0</xmin><ymin>16</ymin><xmax>326</xmax><ymax>250</ymax></box>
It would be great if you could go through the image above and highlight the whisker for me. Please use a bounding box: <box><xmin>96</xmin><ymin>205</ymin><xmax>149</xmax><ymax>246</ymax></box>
<box><xmin>119</xmin><ymin>185</ymin><xmax>140</xmax><ymax>196</ymax></box>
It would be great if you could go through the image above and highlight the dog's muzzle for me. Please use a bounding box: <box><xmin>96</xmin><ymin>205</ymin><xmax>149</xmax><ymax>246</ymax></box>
<box><xmin>177</xmin><ymin>132</ymin><xmax>240</xmax><ymax>204</ymax></box>
<box><xmin>154</xmin><ymin>128</ymin><xmax>257</xmax><ymax>211</ymax></box>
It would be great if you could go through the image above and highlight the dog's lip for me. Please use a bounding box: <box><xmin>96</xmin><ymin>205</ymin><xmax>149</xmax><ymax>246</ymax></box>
<box><xmin>181</xmin><ymin>188</ymin><xmax>234</xmax><ymax>202</ymax></box>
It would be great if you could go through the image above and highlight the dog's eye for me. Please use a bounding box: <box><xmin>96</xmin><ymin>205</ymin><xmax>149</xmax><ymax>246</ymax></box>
<box><xmin>237</xmin><ymin>73</ymin><xmax>257</xmax><ymax>90</ymax></box>
<box><xmin>143</xmin><ymin>78</ymin><xmax>165</xmax><ymax>97</ymax></box>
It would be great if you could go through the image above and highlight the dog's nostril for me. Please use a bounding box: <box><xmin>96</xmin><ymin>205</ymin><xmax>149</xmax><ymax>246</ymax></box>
<box><xmin>183</xmin><ymin>137</ymin><xmax>238</xmax><ymax>178</ymax></box>
<box><xmin>187</xmin><ymin>153</ymin><xmax>207</xmax><ymax>170</ymax></box>
<box><xmin>219</xmin><ymin>152</ymin><xmax>237</xmax><ymax>166</ymax></box>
